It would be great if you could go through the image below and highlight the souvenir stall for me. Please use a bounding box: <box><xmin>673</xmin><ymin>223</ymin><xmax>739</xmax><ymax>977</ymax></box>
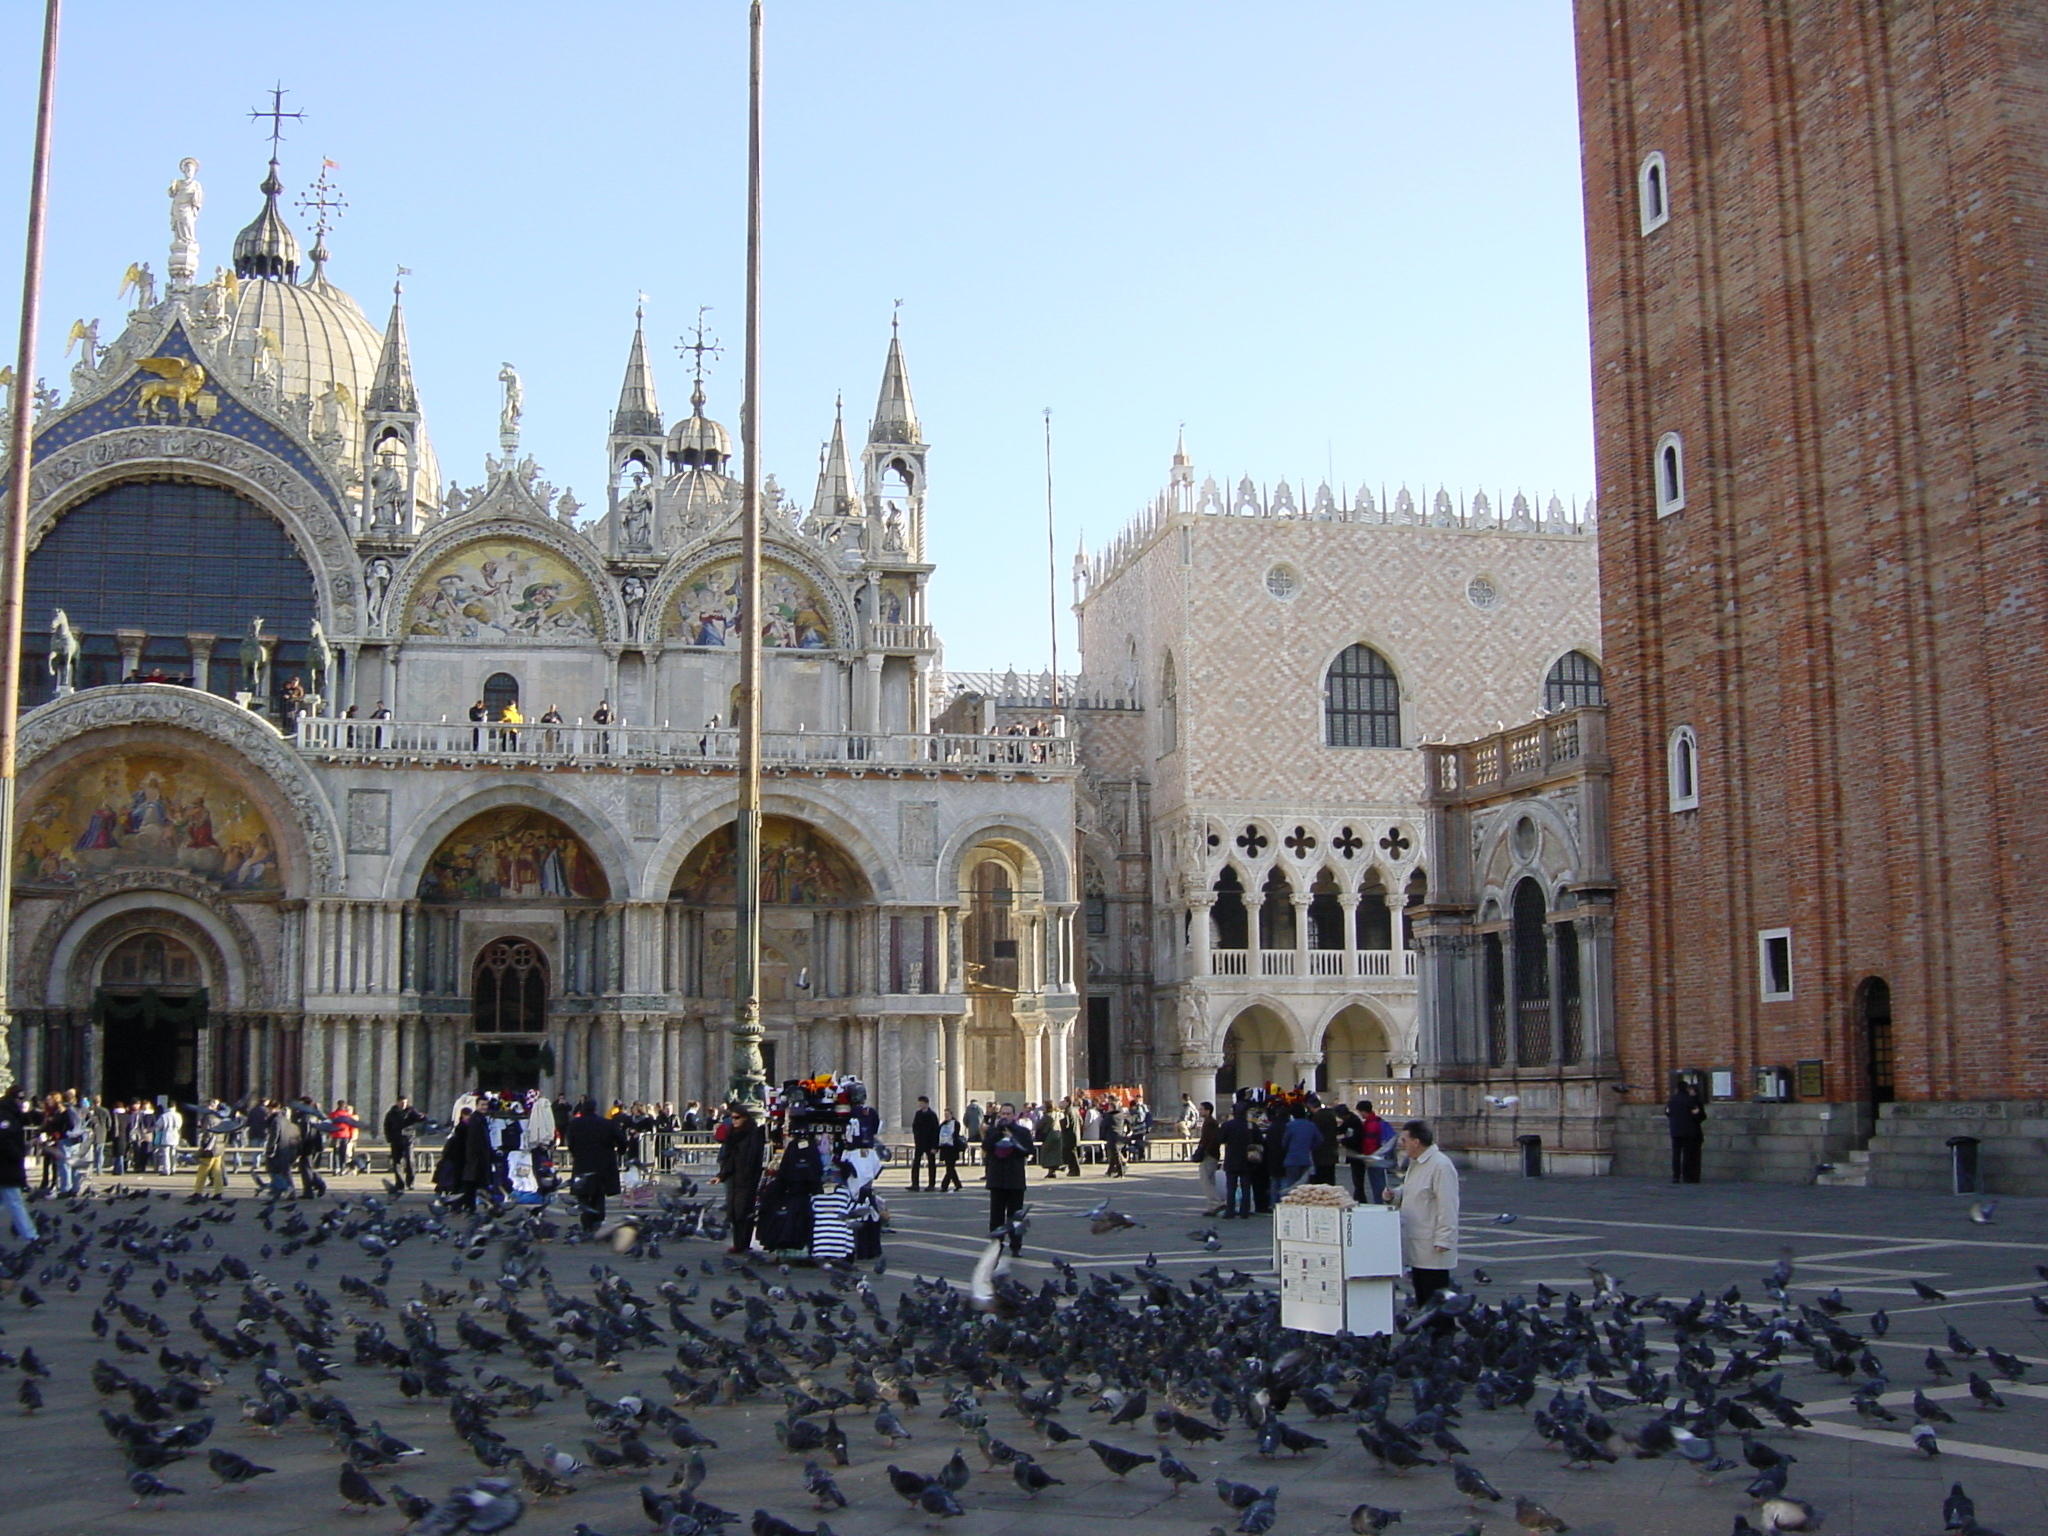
<box><xmin>751</xmin><ymin>1074</ymin><xmax>887</xmax><ymax>1262</ymax></box>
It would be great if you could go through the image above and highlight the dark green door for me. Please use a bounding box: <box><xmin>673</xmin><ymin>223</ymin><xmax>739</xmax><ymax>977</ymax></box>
<box><xmin>95</xmin><ymin>987</ymin><xmax>206</xmax><ymax>1105</ymax></box>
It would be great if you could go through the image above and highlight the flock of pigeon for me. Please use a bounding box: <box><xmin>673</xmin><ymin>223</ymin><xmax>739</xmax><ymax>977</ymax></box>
<box><xmin>0</xmin><ymin>1178</ymin><xmax>2040</xmax><ymax>1536</ymax></box>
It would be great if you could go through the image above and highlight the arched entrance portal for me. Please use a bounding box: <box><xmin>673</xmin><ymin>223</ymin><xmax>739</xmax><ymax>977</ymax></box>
<box><xmin>1318</xmin><ymin>1005</ymin><xmax>1390</xmax><ymax>1094</ymax></box>
<box><xmin>672</xmin><ymin>815</ymin><xmax>869</xmax><ymax>1084</ymax></box>
<box><xmin>96</xmin><ymin>932</ymin><xmax>207</xmax><ymax>1105</ymax></box>
<box><xmin>471</xmin><ymin>939</ymin><xmax>550</xmax><ymax>1092</ymax></box>
<box><xmin>1217</xmin><ymin>1005</ymin><xmax>1292</xmax><ymax>1101</ymax></box>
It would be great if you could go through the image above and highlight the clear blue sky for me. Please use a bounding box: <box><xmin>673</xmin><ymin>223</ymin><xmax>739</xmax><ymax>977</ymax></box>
<box><xmin>1</xmin><ymin>2</ymin><xmax>1591</xmax><ymax>673</ymax></box>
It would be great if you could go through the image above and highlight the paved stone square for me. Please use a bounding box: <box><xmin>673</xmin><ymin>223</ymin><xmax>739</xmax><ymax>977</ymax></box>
<box><xmin>0</xmin><ymin>1159</ymin><xmax>2041</xmax><ymax>1536</ymax></box>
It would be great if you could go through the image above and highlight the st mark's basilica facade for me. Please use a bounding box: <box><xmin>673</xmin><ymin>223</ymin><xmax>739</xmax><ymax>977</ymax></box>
<box><xmin>0</xmin><ymin>150</ymin><xmax>1083</xmax><ymax>1127</ymax></box>
<box><xmin>1</xmin><ymin>141</ymin><xmax>1609</xmax><ymax>1151</ymax></box>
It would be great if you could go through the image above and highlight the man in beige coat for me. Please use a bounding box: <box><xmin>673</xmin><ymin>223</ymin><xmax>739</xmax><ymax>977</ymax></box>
<box><xmin>1387</xmin><ymin>1119</ymin><xmax>1459</xmax><ymax>1304</ymax></box>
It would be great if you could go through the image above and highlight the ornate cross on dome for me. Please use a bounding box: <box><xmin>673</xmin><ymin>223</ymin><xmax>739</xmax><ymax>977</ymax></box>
<box><xmin>247</xmin><ymin>84</ymin><xmax>304</xmax><ymax>158</ymax></box>
<box><xmin>678</xmin><ymin>306</ymin><xmax>721</xmax><ymax>393</ymax></box>
<box><xmin>296</xmin><ymin>160</ymin><xmax>347</xmax><ymax>255</ymax></box>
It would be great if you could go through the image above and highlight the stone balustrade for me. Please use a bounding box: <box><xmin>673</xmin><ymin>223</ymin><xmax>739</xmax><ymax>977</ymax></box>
<box><xmin>295</xmin><ymin>717</ymin><xmax>1077</xmax><ymax>772</ymax></box>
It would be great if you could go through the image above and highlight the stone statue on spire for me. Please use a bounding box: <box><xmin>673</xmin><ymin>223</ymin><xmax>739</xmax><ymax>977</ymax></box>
<box><xmin>167</xmin><ymin>158</ymin><xmax>202</xmax><ymax>288</ymax></box>
<box><xmin>498</xmin><ymin>362</ymin><xmax>523</xmax><ymax>452</ymax></box>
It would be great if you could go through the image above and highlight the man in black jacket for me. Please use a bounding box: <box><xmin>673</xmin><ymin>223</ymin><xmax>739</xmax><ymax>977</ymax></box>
<box><xmin>908</xmin><ymin>1096</ymin><xmax>940</xmax><ymax>1191</ymax></box>
<box><xmin>1219</xmin><ymin>1099</ymin><xmax>1260</xmax><ymax>1219</ymax></box>
<box><xmin>1310</xmin><ymin>1095</ymin><xmax>1360</xmax><ymax>1186</ymax></box>
<box><xmin>384</xmin><ymin>1097</ymin><xmax>427</xmax><ymax>1190</ymax></box>
<box><xmin>714</xmin><ymin>1105</ymin><xmax>766</xmax><ymax>1255</ymax></box>
<box><xmin>1666</xmin><ymin>1076</ymin><xmax>1707</xmax><ymax>1184</ymax></box>
<box><xmin>565</xmin><ymin>1098</ymin><xmax>630</xmax><ymax>1233</ymax></box>
<box><xmin>981</xmin><ymin>1104</ymin><xmax>1035</xmax><ymax>1253</ymax></box>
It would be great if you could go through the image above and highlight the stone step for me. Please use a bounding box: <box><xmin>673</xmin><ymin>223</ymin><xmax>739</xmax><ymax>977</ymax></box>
<box><xmin>1814</xmin><ymin>1163</ymin><xmax>1869</xmax><ymax>1187</ymax></box>
<box><xmin>1847</xmin><ymin>1148</ymin><xmax>1871</xmax><ymax>1165</ymax></box>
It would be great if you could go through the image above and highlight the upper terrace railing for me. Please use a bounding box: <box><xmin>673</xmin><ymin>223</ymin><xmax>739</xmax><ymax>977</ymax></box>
<box><xmin>1422</xmin><ymin>706</ymin><xmax>1606</xmax><ymax>804</ymax></box>
<box><xmin>296</xmin><ymin>717</ymin><xmax>1077</xmax><ymax>771</ymax></box>
<box><xmin>943</xmin><ymin>669</ymin><xmax>1140</xmax><ymax>711</ymax></box>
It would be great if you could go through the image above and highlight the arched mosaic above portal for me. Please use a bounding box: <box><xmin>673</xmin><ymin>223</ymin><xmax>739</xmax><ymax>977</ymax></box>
<box><xmin>672</xmin><ymin>816</ymin><xmax>865</xmax><ymax>906</ymax></box>
<box><xmin>407</xmin><ymin>540</ymin><xmax>601</xmax><ymax>640</ymax></box>
<box><xmin>418</xmin><ymin>808</ymin><xmax>610</xmax><ymax>902</ymax></box>
<box><xmin>665</xmin><ymin>558</ymin><xmax>833</xmax><ymax>649</ymax></box>
<box><xmin>17</xmin><ymin>748</ymin><xmax>283</xmax><ymax>893</ymax></box>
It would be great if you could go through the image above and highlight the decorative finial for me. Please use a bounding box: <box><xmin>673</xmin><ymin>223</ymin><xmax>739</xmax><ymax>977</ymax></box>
<box><xmin>636</xmin><ymin>291</ymin><xmax>647</xmax><ymax>324</ymax></box>
<box><xmin>678</xmin><ymin>306</ymin><xmax>721</xmax><ymax>403</ymax></box>
<box><xmin>394</xmin><ymin>263</ymin><xmax>411</xmax><ymax>296</ymax></box>
<box><xmin>892</xmin><ymin>298</ymin><xmax>902</xmax><ymax>336</ymax></box>
<box><xmin>296</xmin><ymin>159</ymin><xmax>346</xmax><ymax>270</ymax></box>
<box><xmin>247</xmin><ymin>84</ymin><xmax>304</xmax><ymax>159</ymax></box>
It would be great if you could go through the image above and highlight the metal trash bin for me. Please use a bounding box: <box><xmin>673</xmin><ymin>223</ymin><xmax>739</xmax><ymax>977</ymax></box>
<box><xmin>1517</xmin><ymin>1134</ymin><xmax>1543</xmax><ymax>1178</ymax></box>
<box><xmin>1946</xmin><ymin>1135</ymin><xmax>1981</xmax><ymax>1196</ymax></box>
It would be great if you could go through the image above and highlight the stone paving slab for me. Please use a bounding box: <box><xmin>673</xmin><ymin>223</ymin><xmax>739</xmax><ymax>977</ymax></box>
<box><xmin>0</xmin><ymin>1161</ymin><xmax>2040</xmax><ymax>1536</ymax></box>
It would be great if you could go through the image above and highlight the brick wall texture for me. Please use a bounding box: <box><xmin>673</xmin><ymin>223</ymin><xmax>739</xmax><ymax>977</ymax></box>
<box><xmin>1576</xmin><ymin>1</ymin><xmax>2048</xmax><ymax>1103</ymax></box>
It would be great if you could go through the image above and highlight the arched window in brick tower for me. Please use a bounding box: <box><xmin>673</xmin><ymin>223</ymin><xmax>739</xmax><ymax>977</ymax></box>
<box><xmin>1325</xmin><ymin>644</ymin><xmax>1401</xmax><ymax>748</ymax></box>
<box><xmin>1639</xmin><ymin>151</ymin><xmax>1670</xmax><ymax>234</ymax></box>
<box><xmin>1544</xmin><ymin>651</ymin><xmax>1605</xmax><ymax>711</ymax></box>
<box><xmin>1656</xmin><ymin>432</ymin><xmax>1686</xmax><ymax>515</ymax></box>
<box><xmin>1668</xmin><ymin>725</ymin><xmax>1700</xmax><ymax>811</ymax></box>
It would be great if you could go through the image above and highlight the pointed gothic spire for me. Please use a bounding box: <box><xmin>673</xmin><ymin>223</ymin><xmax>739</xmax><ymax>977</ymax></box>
<box><xmin>232</xmin><ymin>159</ymin><xmax>303</xmax><ymax>282</ymax></box>
<box><xmin>612</xmin><ymin>301</ymin><xmax>664</xmax><ymax>438</ymax></box>
<box><xmin>811</xmin><ymin>394</ymin><xmax>858</xmax><ymax>518</ymax></box>
<box><xmin>365</xmin><ymin>273</ymin><xmax>418</xmax><ymax>414</ymax></box>
<box><xmin>869</xmin><ymin>318</ymin><xmax>921</xmax><ymax>445</ymax></box>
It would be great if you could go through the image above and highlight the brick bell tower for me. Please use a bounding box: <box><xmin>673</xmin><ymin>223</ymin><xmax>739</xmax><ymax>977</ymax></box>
<box><xmin>1575</xmin><ymin>2</ymin><xmax>2048</xmax><ymax>1189</ymax></box>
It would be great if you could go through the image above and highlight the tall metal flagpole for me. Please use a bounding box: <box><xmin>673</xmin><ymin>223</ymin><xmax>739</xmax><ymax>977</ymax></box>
<box><xmin>1043</xmin><ymin>408</ymin><xmax>1060</xmax><ymax>713</ymax></box>
<box><xmin>0</xmin><ymin>0</ymin><xmax>63</xmax><ymax>1093</ymax></box>
<box><xmin>728</xmin><ymin>0</ymin><xmax>768</xmax><ymax>1107</ymax></box>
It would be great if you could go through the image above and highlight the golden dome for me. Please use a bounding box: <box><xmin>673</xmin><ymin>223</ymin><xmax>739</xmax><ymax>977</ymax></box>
<box><xmin>226</xmin><ymin>268</ymin><xmax>440</xmax><ymax>504</ymax></box>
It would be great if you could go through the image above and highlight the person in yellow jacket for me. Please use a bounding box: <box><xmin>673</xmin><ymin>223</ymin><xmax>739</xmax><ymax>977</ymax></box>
<box><xmin>1386</xmin><ymin>1119</ymin><xmax>1459</xmax><ymax>1305</ymax></box>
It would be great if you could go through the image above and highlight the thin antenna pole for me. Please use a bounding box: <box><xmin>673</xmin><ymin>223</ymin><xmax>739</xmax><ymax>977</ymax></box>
<box><xmin>1043</xmin><ymin>408</ymin><xmax>1059</xmax><ymax>711</ymax></box>
<box><xmin>729</xmin><ymin>0</ymin><xmax>768</xmax><ymax>1108</ymax></box>
<box><xmin>0</xmin><ymin>0</ymin><xmax>62</xmax><ymax>1093</ymax></box>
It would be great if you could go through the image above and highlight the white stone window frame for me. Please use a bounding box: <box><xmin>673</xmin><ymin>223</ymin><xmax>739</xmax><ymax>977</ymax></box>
<box><xmin>1667</xmin><ymin>724</ymin><xmax>1700</xmax><ymax>811</ymax></box>
<box><xmin>1655</xmin><ymin>431</ymin><xmax>1686</xmax><ymax>516</ymax></box>
<box><xmin>1639</xmin><ymin>151</ymin><xmax>1671</xmax><ymax>235</ymax></box>
<box><xmin>1758</xmin><ymin>927</ymin><xmax>1794</xmax><ymax>1002</ymax></box>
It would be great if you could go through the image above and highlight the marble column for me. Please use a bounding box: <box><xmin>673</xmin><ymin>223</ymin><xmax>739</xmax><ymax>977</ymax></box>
<box><xmin>944</xmin><ymin>1014</ymin><xmax>966</xmax><ymax>1117</ymax></box>
<box><xmin>186</xmin><ymin>633</ymin><xmax>216</xmax><ymax>692</ymax></box>
<box><xmin>1545</xmin><ymin>921</ymin><xmax>1565</xmax><ymax>1067</ymax></box>
<box><xmin>1023</xmin><ymin>1022</ymin><xmax>1045</xmax><ymax>1105</ymax></box>
<box><xmin>1577</xmin><ymin>910</ymin><xmax>1615</xmax><ymax>1067</ymax></box>
<box><xmin>925</xmin><ymin>1018</ymin><xmax>943</xmax><ymax>1108</ymax></box>
<box><xmin>1180</xmin><ymin>1049</ymin><xmax>1223</xmax><ymax>1105</ymax></box>
<box><xmin>1501</xmin><ymin>924</ymin><xmax>1520</xmax><ymax>1069</ymax></box>
<box><xmin>1291</xmin><ymin>1051</ymin><xmax>1324</xmax><ymax>1092</ymax></box>
<box><xmin>881</xmin><ymin>1018</ymin><xmax>904</xmax><ymax>1134</ymax></box>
